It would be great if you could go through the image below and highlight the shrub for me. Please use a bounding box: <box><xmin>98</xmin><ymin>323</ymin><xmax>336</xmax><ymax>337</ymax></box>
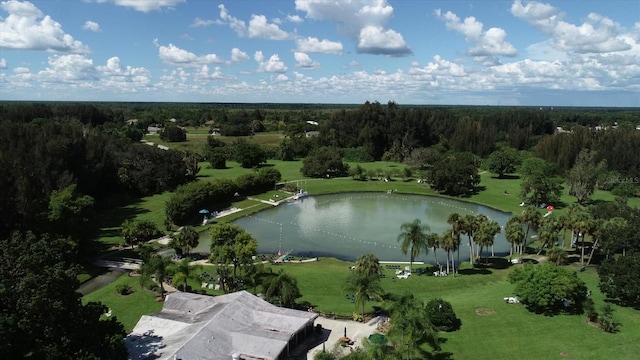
<box><xmin>599</xmin><ymin>304</ymin><xmax>621</xmax><ymax>333</ymax></box>
<box><xmin>115</xmin><ymin>283</ymin><xmax>133</xmax><ymax>295</ymax></box>
<box><xmin>425</xmin><ymin>298</ymin><xmax>462</xmax><ymax>332</ymax></box>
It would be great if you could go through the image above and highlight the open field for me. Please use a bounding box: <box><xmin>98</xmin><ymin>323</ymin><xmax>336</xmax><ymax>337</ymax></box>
<box><xmin>86</xmin><ymin>158</ymin><xmax>640</xmax><ymax>359</ymax></box>
<box><xmin>143</xmin><ymin>130</ymin><xmax>284</xmax><ymax>154</ymax></box>
<box><xmin>83</xmin><ymin>273</ymin><xmax>163</xmax><ymax>332</ymax></box>
<box><xmin>93</xmin><ymin>257</ymin><xmax>640</xmax><ymax>359</ymax></box>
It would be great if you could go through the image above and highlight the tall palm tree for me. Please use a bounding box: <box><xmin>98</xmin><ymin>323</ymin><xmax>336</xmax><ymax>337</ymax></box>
<box><xmin>462</xmin><ymin>214</ymin><xmax>477</xmax><ymax>263</ymax></box>
<box><xmin>473</xmin><ymin>214</ymin><xmax>488</xmax><ymax>261</ymax></box>
<box><xmin>169</xmin><ymin>257</ymin><xmax>202</xmax><ymax>292</ymax></box>
<box><xmin>586</xmin><ymin>217</ymin><xmax>626</xmax><ymax>267</ymax></box>
<box><xmin>536</xmin><ymin>218</ymin><xmax>560</xmax><ymax>255</ymax></box>
<box><xmin>426</xmin><ymin>233</ymin><xmax>440</xmax><ymax>268</ymax></box>
<box><xmin>546</xmin><ymin>247</ymin><xmax>568</xmax><ymax>265</ymax></box>
<box><xmin>475</xmin><ymin>220</ymin><xmax>501</xmax><ymax>264</ymax></box>
<box><xmin>520</xmin><ymin>206</ymin><xmax>542</xmax><ymax>254</ymax></box>
<box><xmin>439</xmin><ymin>230</ymin><xmax>458</xmax><ymax>274</ymax></box>
<box><xmin>142</xmin><ymin>254</ymin><xmax>173</xmax><ymax>299</ymax></box>
<box><xmin>177</xmin><ymin>226</ymin><xmax>199</xmax><ymax>255</ymax></box>
<box><xmin>505</xmin><ymin>216</ymin><xmax>525</xmax><ymax>260</ymax></box>
<box><xmin>397</xmin><ymin>219</ymin><xmax>430</xmax><ymax>273</ymax></box>
<box><xmin>574</xmin><ymin>211</ymin><xmax>596</xmax><ymax>265</ymax></box>
<box><xmin>355</xmin><ymin>253</ymin><xmax>382</xmax><ymax>278</ymax></box>
<box><xmin>263</xmin><ymin>270</ymin><xmax>302</xmax><ymax>308</ymax></box>
<box><xmin>346</xmin><ymin>272</ymin><xmax>384</xmax><ymax>322</ymax></box>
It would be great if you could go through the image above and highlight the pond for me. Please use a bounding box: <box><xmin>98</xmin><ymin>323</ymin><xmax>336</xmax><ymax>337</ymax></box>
<box><xmin>195</xmin><ymin>193</ymin><xmax>528</xmax><ymax>263</ymax></box>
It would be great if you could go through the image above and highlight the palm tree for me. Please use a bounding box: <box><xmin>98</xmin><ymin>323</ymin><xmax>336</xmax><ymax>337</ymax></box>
<box><xmin>426</xmin><ymin>233</ymin><xmax>440</xmax><ymax>268</ymax></box>
<box><xmin>263</xmin><ymin>270</ymin><xmax>302</xmax><ymax>308</ymax></box>
<box><xmin>141</xmin><ymin>254</ymin><xmax>173</xmax><ymax>299</ymax></box>
<box><xmin>586</xmin><ymin>217</ymin><xmax>626</xmax><ymax>267</ymax></box>
<box><xmin>397</xmin><ymin>219</ymin><xmax>430</xmax><ymax>273</ymax></box>
<box><xmin>177</xmin><ymin>226</ymin><xmax>199</xmax><ymax>255</ymax></box>
<box><xmin>169</xmin><ymin>257</ymin><xmax>202</xmax><ymax>292</ymax></box>
<box><xmin>355</xmin><ymin>253</ymin><xmax>382</xmax><ymax>278</ymax></box>
<box><xmin>546</xmin><ymin>247</ymin><xmax>568</xmax><ymax>265</ymax></box>
<box><xmin>346</xmin><ymin>273</ymin><xmax>384</xmax><ymax>322</ymax></box>
<box><xmin>439</xmin><ymin>230</ymin><xmax>458</xmax><ymax>274</ymax></box>
<box><xmin>521</xmin><ymin>206</ymin><xmax>542</xmax><ymax>254</ymax></box>
<box><xmin>536</xmin><ymin>219</ymin><xmax>560</xmax><ymax>255</ymax></box>
<box><xmin>462</xmin><ymin>214</ymin><xmax>477</xmax><ymax>263</ymax></box>
<box><xmin>385</xmin><ymin>293</ymin><xmax>439</xmax><ymax>359</ymax></box>
<box><xmin>505</xmin><ymin>216</ymin><xmax>525</xmax><ymax>260</ymax></box>
<box><xmin>475</xmin><ymin>220</ymin><xmax>501</xmax><ymax>264</ymax></box>
<box><xmin>574</xmin><ymin>211</ymin><xmax>596</xmax><ymax>265</ymax></box>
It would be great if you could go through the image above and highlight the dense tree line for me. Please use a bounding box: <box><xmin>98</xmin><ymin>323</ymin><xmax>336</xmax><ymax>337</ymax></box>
<box><xmin>0</xmin><ymin>119</ymin><xmax>189</xmax><ymax>240</ymax></box>
<box><xmin>165</xmin><ymin>167</ymin><xmax>281</xmax><ymax>225</ymax></box>
<box><xmin>315</xmin><ymin>101</ymin><xmax>556</xmax><ymax>161</ymax></box>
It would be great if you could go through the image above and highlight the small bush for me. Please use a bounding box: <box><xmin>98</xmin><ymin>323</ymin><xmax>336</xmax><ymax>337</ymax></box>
<box><xmin>425</xmin><ymin>298</ymin><xmax>462</xmax><ymax>332</ymax></box>
<box><xmin>599</xmin><ymin>304</ymin><xmax>621</xmax><ymax>333</ymax></box>
<box><xmin>583</xmin><ymin>298</ymin><xmax>598</xmax><ymax>322</ymax></box>
<box><xmin>115</xmin><ymin>283</ymin><xmax>133</xmax><ymax>295</ymax></box>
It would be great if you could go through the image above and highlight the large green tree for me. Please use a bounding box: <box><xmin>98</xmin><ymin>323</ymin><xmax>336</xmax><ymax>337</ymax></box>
<box><xmin>397</xmin><ymin>219</ymin><xmax>430</xmax><ymax>273</ymax></box>
<box><xmin>345</xmin><ymin>272</ymin><xmax>384</xmax><ymax>322</ymax></box>
<box><xmin>508</xmin><ymin>263</ymin><xmax>588</xmax><ymax>315</ymax></box>
<box><xmin>567</xmin><ymin>149</ymin><xmax>606</xmax><ymax>204</ymax></box>
<box><xmin>519</xmin><ymin>157</ymin><xmax>562</xmax><ymax>206</ymax></box>
<box><xmin>505</xmin><ymin>215</ymin><xmax>525</xmax><ymax>259</ymax></box>
<box><xmin>427</xmin><ymin>152</ymin><xmax>480</xmax><ymax>196</ymax></box>
<box><xmin>233</xmin><ymin>139</ymin><xmax>267</xmax><ymax>168</ymax></box>
<box><xmin>385</xmin><ymin>292</ymin><xmax>440</xmax><ymax>359</ymax></box>
<box><xmin>486</xmin><ymin>147</ymin><xmax>521</xmax><ymax>178</ymax></box>
<box><xmin>263</xmin><ymin>270</ymin><xmax>302</xmax><ymax>308</ymax></box>
<box><xmin>354</xmin><ymin>253</ymin><xmax>382</xmax><ymax>278</ymax></box>
<box><xmin>598</xmin><ymin>254</ymin><xmax>640</xmax><ymax>309</ymax></box>
<box><xmin>0</xmin><ymin>232</ymin><xmax>127</xmax><ymax>359</ymax></box>
<box><xmin>209</xmin><ymin>223</ymin><xmax>258</xmax><ymax>266</ymax></box>
<box><xmin>301</xmin><ymin>146</ymin><xmax>350</xmax><ymax>178</ymax></box>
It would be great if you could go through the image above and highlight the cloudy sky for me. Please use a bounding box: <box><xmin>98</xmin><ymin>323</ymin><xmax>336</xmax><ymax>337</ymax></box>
<box><xmin>0</xmin><ymin>0</ymin><xmax>639</xmax><ymax>106</ymax></box>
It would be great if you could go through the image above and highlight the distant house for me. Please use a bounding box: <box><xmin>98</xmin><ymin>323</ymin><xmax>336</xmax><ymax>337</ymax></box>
<box><xmin>168</xmin><ymin>118</ymin><xmax>177</xmax><ymax>123</ymax></box>
<box><xmin>126</xmin><ymin>291</ymin><xmax>317</xmax><ymax>360</ymax></box>
<box><xmin>204</xmin><ymin>120</ymin><xmax>215</xmax><ymax>126</ymax></box>
<box><xmin>305</xmin><ymin>131</ymin><xmax>320</xmax><ymax>138</ymax></box>
<box><xmin>126</xmin><ymin>119</ymin><xmax>139</xmax><ymax>125</ymax></box>
<box><xmin>306</xmin><ymin>120</ymin><xmax>319</xmax><ymax>126</ymax></box>
<box><xmin>210</xmin><ymin>128</ymin><xmax>221</xmax><ymax>135</ymax></box>
<box><xmin>147</xmin><ymin>125</ymin><xmax>161</xmax><ymax>135</ymax></box>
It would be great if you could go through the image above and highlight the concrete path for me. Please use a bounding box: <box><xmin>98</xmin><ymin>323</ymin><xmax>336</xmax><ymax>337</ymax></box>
<box><xmin>307</xmin><ymin>316</ymin><xmax>384</xmax><ymax>359</ymax></box>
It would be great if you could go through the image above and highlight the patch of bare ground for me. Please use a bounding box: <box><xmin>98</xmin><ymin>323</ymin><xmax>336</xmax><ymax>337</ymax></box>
<box><xmin>475</xmin><ymin>308</ymin><xmax>495</xmax><ymax>316</ymax></box>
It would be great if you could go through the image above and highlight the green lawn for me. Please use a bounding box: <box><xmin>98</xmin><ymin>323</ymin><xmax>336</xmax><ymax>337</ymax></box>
<box><xmin>83</xmin><ymin>274</ymin><xmax>163</xmax><ymax>332</ymax></box>
<box><xmin>87</xmin><ymin>158</ymin><xmax>640</xmax><ymax>359</ymax></box>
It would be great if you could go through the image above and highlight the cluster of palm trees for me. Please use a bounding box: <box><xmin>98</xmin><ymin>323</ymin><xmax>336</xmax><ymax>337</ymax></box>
<box><xmin>397</xmin><ymin>214</ymin><xmax>502</xmax><ymax>275</ymax></box>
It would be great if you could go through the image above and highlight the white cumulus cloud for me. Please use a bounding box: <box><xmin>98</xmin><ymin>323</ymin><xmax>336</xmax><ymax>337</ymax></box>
<box><xmin>231</xmin><ymin>48</ymin><xmax>249</xmax><ymax>62</ymax></box>
<box><xmin>296</xmin><ymin>37</ymin><xmax>343</xmax><ymax>54</ymax></box>
<box><xmin>294</xmin><ymin>52</ymin><xmax>319</xmax><ymax>69</ymax></box>
<box><xmin>82</xmin><ymin>20</ymin><xmax>101</xmax><ymax>32</ymax></box>
<box><xmin>436</xmin><ymin>9</ymin><xmax>517</xmax><ymax>60</ymax></box>
<box><xmin>90</xmin><ymin>0</ymin><xmax>185</xmax><ymax>13</ymax></box>
<box><xmin>254</xmin><ymin>51</ymin><xmax>288</xmax><ymax>73</ymax></box>
<box><xmin>287</xmin><ymin>14</ymin><xmax>303</xmax><ymax>23</ymax></box>
<box><xmin>248</xmin><ymin>14</ymin><xmax>289</xmax><ymax>40</ymax></box>
<box><xmin>511</xmin><ymin>0</ymin><xmax>632</xmax><ymax>54</ymax></box>
<box><xmin>157</xmin><ymin>43</ymin><xmax>223</xmax><ymax>67</ymax></box>
<box><xmin>218</xmin><ymin>4</ymin><xmax>247</xmax><ymax>36</ymax></box>
<box><xmin>295</xmin><ymin>0</ymin><xmax>411</xmax><ymax>56</ymax></box>
<box><xmin>0</xmin><ymin>0</ymin><xmax>90</xmax><ymax>53</ymax></box>
<box><xmin>190</xmin><ymin>17</ymin><xmax>214</xmax><ymax>28</ymax></box>
<box><xmin>0</xmin><ymin>58</ymin><xmax>7</xmax><ymax>69</ymax></box>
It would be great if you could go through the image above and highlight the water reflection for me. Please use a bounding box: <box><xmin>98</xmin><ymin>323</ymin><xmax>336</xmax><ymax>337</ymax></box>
<box><xmin>196</xmin><ymin>193</ymin><xmax>526</xmax><ymax>263</ymax></box>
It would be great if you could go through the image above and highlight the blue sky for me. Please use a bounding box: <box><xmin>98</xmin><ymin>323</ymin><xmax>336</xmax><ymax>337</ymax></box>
<box><xmin>1</xmin><ymin>0</ymin><xmax>639</xmax><ymax>106</ymax></box>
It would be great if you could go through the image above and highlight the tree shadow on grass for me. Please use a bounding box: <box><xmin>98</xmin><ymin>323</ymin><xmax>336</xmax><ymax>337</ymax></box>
<box><xmin>491</xmin><ymin>174</ymin><xmax>521</xmax><ymax>180</ymax></box>
<box><xmin>458</xmin><ymin>268</ymin><xmax>492</xmax><ymax>275</ymax></box>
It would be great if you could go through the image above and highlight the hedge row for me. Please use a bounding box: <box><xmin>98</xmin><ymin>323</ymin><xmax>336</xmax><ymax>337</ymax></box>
<box><xmin>166</xmin><ymin>167</ymin><xmax>281</xmax><ymax>225</ymax></box>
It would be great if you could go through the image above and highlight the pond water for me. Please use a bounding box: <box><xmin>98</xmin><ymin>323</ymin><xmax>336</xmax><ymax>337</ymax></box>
<box><xmin>195</xmin><ymin>193</ymin><xmax>527</xmax><ymax>263</ymax></box>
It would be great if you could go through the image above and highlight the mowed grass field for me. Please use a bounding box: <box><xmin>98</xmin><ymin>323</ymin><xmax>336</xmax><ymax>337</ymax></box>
<box><xmin>122</xmin><ymin>258</ymin><xmax>639</xmax><ymax>360</ymax></box>
<box><xmin>87</xmin><ymin>144</ymin><xmax>640</xmax><ymax>359</ymax></box>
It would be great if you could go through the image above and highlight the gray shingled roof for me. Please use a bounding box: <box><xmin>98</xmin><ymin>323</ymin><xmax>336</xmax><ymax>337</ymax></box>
<box><xmin>126</xmin><ymin>291</ymin><xmax>317</xmax><ymax>360</ymax></box>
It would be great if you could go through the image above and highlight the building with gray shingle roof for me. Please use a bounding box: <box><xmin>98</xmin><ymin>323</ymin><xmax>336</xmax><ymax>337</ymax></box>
<box><xmin>126</xmin><ymin>291</ymin><xmax>318</xmax><ymax>360</ymax></box>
